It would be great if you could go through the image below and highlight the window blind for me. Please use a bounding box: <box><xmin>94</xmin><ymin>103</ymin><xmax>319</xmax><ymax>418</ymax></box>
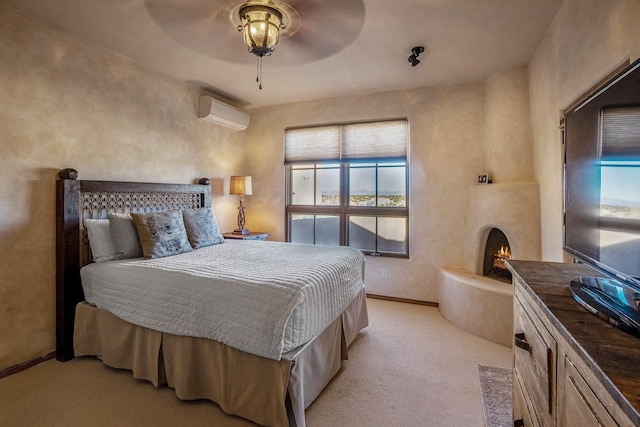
<box><xmin>601</xmin><ymin>107</ymin><xmax>640</xmax><ymax>161</ymax></box>
<box><xmin>285</xmin><ymin>126</ymin><xmax>341</xmax><ymax>162</ymax></box>
<box><xmin>285</xmin><ymin>119</ymin><xmax>407</xmax><ymax>163</ymax></box>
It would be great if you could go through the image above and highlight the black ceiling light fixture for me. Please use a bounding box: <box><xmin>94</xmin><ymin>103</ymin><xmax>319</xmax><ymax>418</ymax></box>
<box><xmin>408</xmin><ymin>46</ymin><xmax>424</xmax><ymax>67</ymax></box>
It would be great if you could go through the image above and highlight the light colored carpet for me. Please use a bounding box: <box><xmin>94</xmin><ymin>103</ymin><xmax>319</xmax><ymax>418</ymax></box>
<box><xmin>477</xmin><ymin>365</ymin><xmax>513</xmax><ymax>427</ymax></box>
<box><xmin>0</xmin><ymin>298</ymin><xmax>512</xmax><ymax>426</ymax></box>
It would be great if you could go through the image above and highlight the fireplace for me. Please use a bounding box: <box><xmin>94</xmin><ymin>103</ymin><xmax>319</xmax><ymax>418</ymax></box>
<box><xmin>439</xmin><ymin>182</ymin><xmax>541</xmax><ymax>347</ymax></box>
<box><xmin>461</xmin><ymin>182</ymin><xmax>541</xmax><ymax>276</ymax></box>
<box><xmin>482</xmin><ymin>228</ymin><xmax>512</xmax><ymax>283</ymax></box>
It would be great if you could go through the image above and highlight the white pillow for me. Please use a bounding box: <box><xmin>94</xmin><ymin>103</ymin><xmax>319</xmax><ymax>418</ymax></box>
<box><xmin>85</xmin><ymin>219</ymin><xmax>117</xmax><ymax>263</ymax></box>
<box><xmin>107</xmin><ymin>213</ymin><xmax>143</xmax><ymax>259</ymax></box>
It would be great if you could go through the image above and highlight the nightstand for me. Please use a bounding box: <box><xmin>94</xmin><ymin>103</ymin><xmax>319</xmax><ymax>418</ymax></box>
<box><xmin>222</xmin><ymin>231</ymin><xmax>270</xmax><ymax>241</ymax></box>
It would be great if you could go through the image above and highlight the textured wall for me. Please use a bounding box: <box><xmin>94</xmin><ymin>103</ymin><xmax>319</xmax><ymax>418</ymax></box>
<box><xmin>0</xmin><ymin>6</ymin><xmax>246</xmax><ymax>371</ymax></box>
<box><xmin>485</xmin><ymin>66</ymin><xmax>534</xmax><ymax>183</ymax></box>
<box><xmin>529</xmin><ymin>0</ymin><xmax>640</xmax><ymax>261</ymax></box>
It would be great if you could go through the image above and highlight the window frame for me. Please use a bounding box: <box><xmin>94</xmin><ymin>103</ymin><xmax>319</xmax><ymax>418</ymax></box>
<box><xmin>285</xmin><ymin>159</ymin><xmax>409</xmax><ymax>258</ymax></box>
<box><xmin>596</xmin><ymin>106</ymin><xmax>640</xmax><ymax>233</ymax></box>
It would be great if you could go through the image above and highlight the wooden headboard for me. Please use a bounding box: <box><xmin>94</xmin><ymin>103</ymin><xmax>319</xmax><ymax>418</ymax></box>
<box><xmin>55</xmin><ymin>168</ymin><xmax>211</xmax><ymax>361</ymax></box>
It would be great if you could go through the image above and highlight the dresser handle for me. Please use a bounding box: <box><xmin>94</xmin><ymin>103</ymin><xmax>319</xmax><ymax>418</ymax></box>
<box><xmin>514</xmin><ymin>420</ymin><xmax>524</xmax><ymax>427</ymax></box>
<box><xmin>514</xmin><ymin>333</ymin><xmax>532</xmax><ymax>353</ymax></box>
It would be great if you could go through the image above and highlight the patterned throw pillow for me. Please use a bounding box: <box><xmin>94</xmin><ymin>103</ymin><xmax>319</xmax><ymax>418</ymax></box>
<box><xmin>182</xmin><ymin>207</ymin><xmax>225</xmax><ymax>249</ymax></box>
<box><xmin>130</xmin><ymin>210</ymin><xmax>192</xmax><ymax>259</ymax></box>
<box><xmin>108</xmin><ymin>213</ymin><xmax>143</xmax><ymax>259</ymax></box>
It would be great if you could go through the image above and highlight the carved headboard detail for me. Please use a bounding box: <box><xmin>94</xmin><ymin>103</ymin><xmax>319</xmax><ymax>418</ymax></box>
<box><xmin>55</xmin><ymin>169</ymin><xmax>211</xmax><ymax>361</ymax></box>
<box><xmin>79</xmin><ymin>190</ymin><xmax>206</xmax><ymax>266</ymax></box>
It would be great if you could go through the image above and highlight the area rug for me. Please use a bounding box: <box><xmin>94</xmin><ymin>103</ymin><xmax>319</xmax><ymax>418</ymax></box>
<box><xmin>477</xmin><ymin>364</ymin><xmax>512</xmax><ymax>427</ymax></box>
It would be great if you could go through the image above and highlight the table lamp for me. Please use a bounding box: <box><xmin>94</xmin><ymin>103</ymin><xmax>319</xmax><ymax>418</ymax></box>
<box><xmin>229</xmin><ymin>176</ymin><xmax>252</xmax><ymax>235</ymax></box>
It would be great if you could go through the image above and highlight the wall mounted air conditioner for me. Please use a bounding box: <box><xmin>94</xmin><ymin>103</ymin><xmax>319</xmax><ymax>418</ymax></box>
<box><xmin>198</xmin><ymin>95</ymin><xmax>250</xmax><ymax>130</ymax></box>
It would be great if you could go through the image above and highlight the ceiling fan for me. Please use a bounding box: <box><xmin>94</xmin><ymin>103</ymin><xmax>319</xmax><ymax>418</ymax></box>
<box><xmin>143</xmin><ymin>0</ymin><xmax>366</xmax><ymax>67</ymax></box>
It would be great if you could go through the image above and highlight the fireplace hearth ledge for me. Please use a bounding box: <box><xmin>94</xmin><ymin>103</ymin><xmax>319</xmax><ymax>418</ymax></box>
<box><xmin>439</xmin><ymin>267</ymin><xmax>513</xmax><ymax>347</ymax></box>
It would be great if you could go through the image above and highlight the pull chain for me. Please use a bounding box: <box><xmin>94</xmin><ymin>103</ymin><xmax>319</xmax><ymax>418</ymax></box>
<box><xmin>256</xmin><ymin>57</ymin><xmax>263</xmax><ymax>90</ymax></box>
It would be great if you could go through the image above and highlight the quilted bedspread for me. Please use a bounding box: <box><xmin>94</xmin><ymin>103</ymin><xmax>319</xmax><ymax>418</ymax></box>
<box><xmin>80</xmin><ymin>240</ymin><xmax>366</xmax><ymax>360</ymax></box>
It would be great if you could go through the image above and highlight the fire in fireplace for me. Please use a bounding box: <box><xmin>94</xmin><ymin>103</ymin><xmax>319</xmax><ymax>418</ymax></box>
<box><xmin>483</xmin><ymin>228</ymin><xmax>512</xmax><ymax>282</ymax></box>
<box><xmin>492</xmin><ymin>245</ymin><xmax>511</xmax><ymax>270</ymax></box>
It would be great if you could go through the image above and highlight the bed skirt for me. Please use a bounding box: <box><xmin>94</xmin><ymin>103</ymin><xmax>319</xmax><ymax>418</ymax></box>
<box><xmin>74</xmin><ymin>287</ymin><xmax>368</xmax><ymax>427</ymax></box>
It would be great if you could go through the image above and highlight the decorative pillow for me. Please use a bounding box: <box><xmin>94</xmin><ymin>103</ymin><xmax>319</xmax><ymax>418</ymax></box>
<box><xmin>85</xmin><ymin>219</ymin><xmax>117</xmax><ymax>262</ymax></box>
<box><xmin>108</xmin><ymin>213</ymin><xmax>143</xmax><ymax>259</ymax></box>
<box><xmin>182</xmin><ymin>207</ymin><xmax>225</xmax><ymax>249</ymax></box>
<box><xmin>131</xmin><ymin>210</ymin><xmax>192</xmax><ymax>259</ymax></box>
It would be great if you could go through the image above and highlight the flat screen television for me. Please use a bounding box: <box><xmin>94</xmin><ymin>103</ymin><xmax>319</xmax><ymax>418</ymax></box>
<box><xmin>564</xmin><ymin>59</ymin><xmax>640</xmax><ymax>335</ymax></box>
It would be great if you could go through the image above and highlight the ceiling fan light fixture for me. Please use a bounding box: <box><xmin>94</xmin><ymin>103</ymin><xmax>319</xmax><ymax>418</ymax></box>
<box><xmin>239</xmin><ymin>3</ymin><xmax>284</xmax><ymax>58</ymax></box>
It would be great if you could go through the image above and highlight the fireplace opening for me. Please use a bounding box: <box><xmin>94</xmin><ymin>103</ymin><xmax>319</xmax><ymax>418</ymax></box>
<box><xmin>483</xmin><ymin>228</ymin><xmax>512</xmax><ymax>283</ymax></box>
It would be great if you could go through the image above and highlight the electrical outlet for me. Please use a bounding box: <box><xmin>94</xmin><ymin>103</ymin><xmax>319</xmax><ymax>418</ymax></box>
<box><xmin>381</xmin><ymin>268</ymin><xmax>388</xmax><ymax>279</ymax></box>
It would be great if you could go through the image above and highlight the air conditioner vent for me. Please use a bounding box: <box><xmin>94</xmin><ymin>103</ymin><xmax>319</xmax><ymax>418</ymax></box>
<box><xmin>198</xmin><ymin>96</ymin><xmax>250</xmax><ymax>130</ymax></box>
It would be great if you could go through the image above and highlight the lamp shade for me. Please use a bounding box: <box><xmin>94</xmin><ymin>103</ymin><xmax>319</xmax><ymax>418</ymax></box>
<box><xmin>239</xmin><ymin>3</ymin><xmax>283</xmax><ymax>57</ymax></box>
<box><xmin>229</xmin><ymin>176</ymin><xmax>253</xmax><ymax>196</ymax></box>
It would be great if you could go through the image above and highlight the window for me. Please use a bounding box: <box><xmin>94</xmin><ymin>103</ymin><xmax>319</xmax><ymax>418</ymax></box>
<box><xmin>596</xmin><ymin>107</ymin><xmax>640</xmax><ymax>273</ymax></box>
<box><xmin>285</xmin><ymin>120</ymin><xmax>409</xmax><ymax>257</ymax></box>
<box><xmin>598</xmin><ymin>107</ymin><xmax>640</xmax><ymax>223</ymax></box>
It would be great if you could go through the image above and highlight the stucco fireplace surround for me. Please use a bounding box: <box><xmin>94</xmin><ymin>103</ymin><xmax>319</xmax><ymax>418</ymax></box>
<box><xmin>439</xmin><ymin>182</ymin><xmax>541</xmax><ymax>347</ymax></box>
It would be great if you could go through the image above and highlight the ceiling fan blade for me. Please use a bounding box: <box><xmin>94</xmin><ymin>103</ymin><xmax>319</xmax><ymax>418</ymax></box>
<box><xmin>144</xmin><ymin>0</ymin><xmax>365</xmax><ymax>65</ymax></box>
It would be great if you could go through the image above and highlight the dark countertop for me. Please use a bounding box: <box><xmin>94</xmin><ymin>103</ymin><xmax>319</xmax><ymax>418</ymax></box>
<box><xmin>506</xmin><ymin>260</ymin><xmax>640</xmax><ymax>425</ymax></box>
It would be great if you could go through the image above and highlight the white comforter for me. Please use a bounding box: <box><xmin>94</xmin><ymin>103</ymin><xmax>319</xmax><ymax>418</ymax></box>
<box><xmin>80</xmin><ymin>240</ymin><xmax>365</xmax><ymax>360</ymax></box>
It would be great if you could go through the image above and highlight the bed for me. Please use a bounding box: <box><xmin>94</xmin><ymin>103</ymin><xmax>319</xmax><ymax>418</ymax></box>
<box><xmin>55</xmin><ymin>168</ymin><xmax>369</xmax><ymax>427</ymax></box>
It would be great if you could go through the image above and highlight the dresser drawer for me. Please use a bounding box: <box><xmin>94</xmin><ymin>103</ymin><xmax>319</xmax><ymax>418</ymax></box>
<box><xmin>514</xmin><ymin>293</ymin><xmax>557</xmax><ymax>426</ymax></box>
<box><xmin>514</xmin><ymin>368</ymin><xmax>541</xmax><ymax>427</ymax></box>
<box><xmin>561</xmin><ymin>356</ymin><xmax>617</xmax><ymax>427</ymax></box>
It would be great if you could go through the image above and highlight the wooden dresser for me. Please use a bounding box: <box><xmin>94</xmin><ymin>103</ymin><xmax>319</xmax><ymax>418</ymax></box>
<box><xmin>507</xmin><ymin>260</ymin><xmax>640</xmax><ymax>427</ymax></box>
